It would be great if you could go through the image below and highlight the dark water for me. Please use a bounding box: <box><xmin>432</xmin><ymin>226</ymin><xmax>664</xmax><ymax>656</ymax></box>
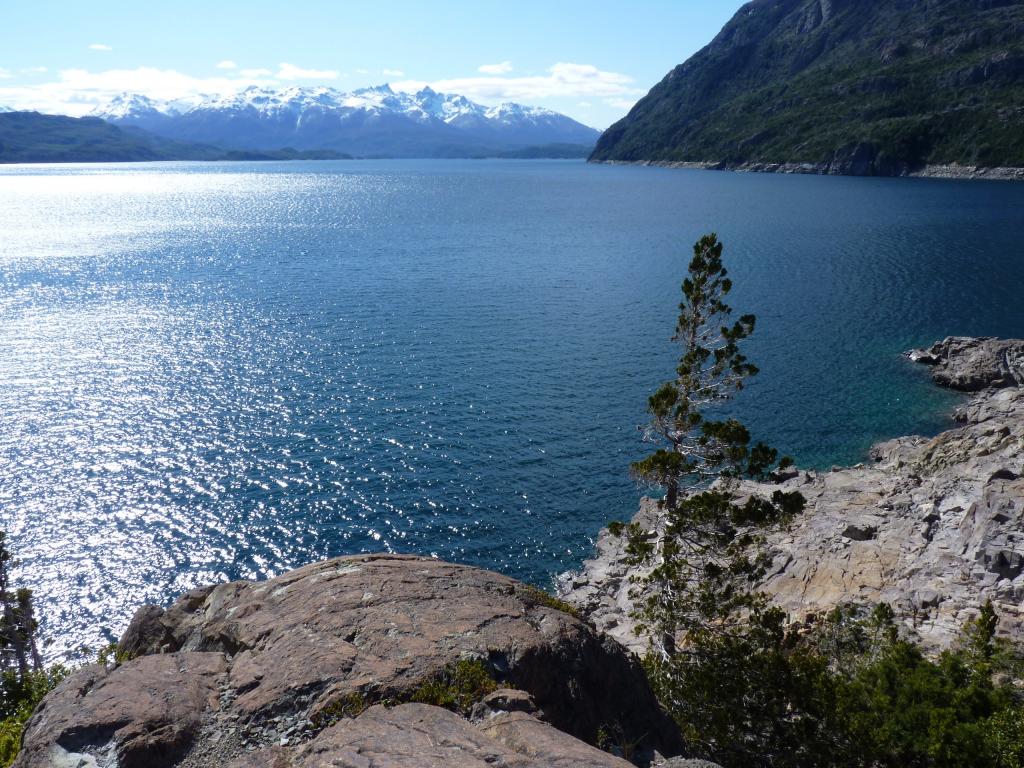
<box><xmin>2</xmin><ymin>160</ymin><xmax>1022</xmax><ymax>659</ymax></box>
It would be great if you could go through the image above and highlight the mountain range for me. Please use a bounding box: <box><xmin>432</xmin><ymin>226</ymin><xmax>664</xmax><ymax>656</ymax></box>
<box><xmin>591</xmin><ymin>0</ymin><xmax>1024</xmax><ymax>174</ymax></box>
<box><xmin>90</xmin><ymin>84</ymin><xmax>600</xmax><ymax>159</ymax></box>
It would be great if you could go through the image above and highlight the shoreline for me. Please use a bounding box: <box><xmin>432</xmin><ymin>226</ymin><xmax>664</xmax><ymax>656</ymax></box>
<box><xmin>558</xmin><ymin>336</ymin><xmax>1024</xmax><ymax>654</ymax></box>
<box><xmin>594</xmin><ymin>159</ymin><xmax>1024</xmax><ymax>182</ymax></box>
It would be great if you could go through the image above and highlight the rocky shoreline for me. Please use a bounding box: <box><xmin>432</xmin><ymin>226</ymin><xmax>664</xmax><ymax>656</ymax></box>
<box><xmin>15</xmin><ymin>337</ymin><xmax>1024</xmax><ymax>767</ymax></box>
<box><xmin>558</xmin><ymin>336</ymin><xmax>1024</xmax><ymax>655</ymax></box>
<box><xmin>595</xmin><ymin>159</ymin><xmax>1024</xmax><ymax>182</ymax></box>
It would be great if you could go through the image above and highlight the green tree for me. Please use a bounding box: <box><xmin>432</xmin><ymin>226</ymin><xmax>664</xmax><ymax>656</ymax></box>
<box><xmin>612</xmin><ymin>234</ymin><xmax>808</xmax><ymax>763</ymax></box>
<box><xmin>620</xmin><ymin>234</ymin><xmax>801</xmax><ymax>653</ymax></box>
<box><xmin>0</xmin><ymin>532</ymin><xmax>62</xmax><ymax>768</ymax></box>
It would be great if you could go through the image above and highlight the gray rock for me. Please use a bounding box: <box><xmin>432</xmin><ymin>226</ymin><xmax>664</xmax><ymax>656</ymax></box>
<box><xmin>907</xmin><ymin>336</ymin><xmax>1024</xmax><ymax>391</ymax></box>
<box><xmin>232</xmin><ymin>703</ymin><xmax>637</xmax><ymax>768</ymax></box>
<box><xmin>560</xmin><ymin>337</ymin><xmax>1024</xmax><ymax>654</ymax></box>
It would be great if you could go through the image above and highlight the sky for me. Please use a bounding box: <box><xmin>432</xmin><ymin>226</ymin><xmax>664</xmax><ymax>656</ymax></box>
<box><xmin>0</xmin><ymin>1</ymin><xmax>739</xmax><ymax>129</ymax></box>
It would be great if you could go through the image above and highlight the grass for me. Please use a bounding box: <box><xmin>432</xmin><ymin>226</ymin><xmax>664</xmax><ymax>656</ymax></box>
<box><xmin>520</xmin><ymin>585</ymin><xmax>585</xmax><ymax>621</ymax></box>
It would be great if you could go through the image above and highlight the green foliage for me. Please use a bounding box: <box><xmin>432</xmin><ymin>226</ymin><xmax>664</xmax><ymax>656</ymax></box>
<box><xmin>96</xmin><ymin>642</ymin><xmax>135</xmax><ymax>667</ymax></box>
<box><xmin>988</xmin><ymin>707</ymin><xmax>1024</xmax><ymax>768</ymax></box>
<box><xmin>520</xmin><ymin>585</ymin><xmax>584</xmax><ymax>621</ymax></box>
<box><xmin>0</xmin><ymin>531</ymin><xmax>64</xmax><ymax>767</ymax></box>
<box><xmin>592</xmin><ymin>0</ymin><xmax>1024</xmax><ymax>170</ymax></box>
<box><xmin>409</xmin><ymin>658</ymin><xmax>500</xmax><ymax>716</ymax></box>
<box><xmin>0</xmin><ymin>666</ymin><xmax>68</xmax><ymax>767</ymax></box>
<box><xmin>627</xmin><ymin>233</ymin><xmax>801</xmax><ymax>659</ymax></box>
<box><xmin>623</xmin><ymin>233</ymin><xmax>1024</xmax><ymax>767</ymax></box>
<box><xmin>646</xmin><ymin>599</ymin><xmax>1024</xmax><ymax>768</ymax></box>
<box><xmin>630</xmin><ymin>234</ymin><xmax>782</xmax><ymax>510</ymax></box>
<box><xmin>644</xmin><ymin>605</ymin><xmax>840</xmax><ymax>766</ymax></box>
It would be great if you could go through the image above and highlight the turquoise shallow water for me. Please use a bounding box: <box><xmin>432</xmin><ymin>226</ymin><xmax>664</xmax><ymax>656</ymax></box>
<box><xmin>1</xmin><ymin>159</ymin><xmax>1023</xmax><ymax>658</ymax></box>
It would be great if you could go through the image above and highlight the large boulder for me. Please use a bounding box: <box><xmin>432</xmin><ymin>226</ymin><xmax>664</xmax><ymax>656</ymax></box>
<box><xmin>908</xmin><ymin>336</ymin><xmax>1024</xmax><ymax>391</ymax></box>
<box><xmin>15</xmin><ymin>554</ymin><xmax>681</xmax><ymax>767</ymax></box>
<box><xmin>228</xmin><ymin>703</ymin><xmax>637</xmax><ymax>768</ymax></box>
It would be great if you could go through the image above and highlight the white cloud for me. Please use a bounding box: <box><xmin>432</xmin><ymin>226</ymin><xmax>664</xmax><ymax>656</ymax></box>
<box><xmin>478</xmin><ymin>61</ymin><xmax>513</xmax><ymax>75</ymax></box>
<box><xmin>0</xmin><ymin>69</ymin><xmax>12</xmax><ymax>80</ymax></box>
<box><xmin>216</xmin><ymin>60</ymin><xmax>238</xmax><ymax>70</ymax></box>
<box><xmin>277</xmin><ymin>62</ymin><xmax>338</xmax><ymax>81</ymax></box>
<box><xmin>0</xmin><ymin>66</ymin><xmax>278</xmax><ymax>116</ymax></box>
<box><xmin>392</xmin><ymin>62</ymin><xmax>640</xmax><ymax>104</ymax></box>
<box><xmin>22</xmin><ymin>66</ymin><xmax>48</xmax><ymax>74</ymax></box>
<box><xmin>89</xmin><ymin>43</ymin><xmax>112</xmax><ymax>51</ymax></box>
<box><xmin>382</xmin><ymin>68</ymin><xmax>404</xmax><ymax>78</ymax></box>
<box><xmin>355</xmin><ymin>68</ymin><xmax>369</xmax><ymax>75</ymax></box>
<box><xmin>240</xmin><ymin>67</ymin><xmax>272</xmax><ymax>78</ymax></box>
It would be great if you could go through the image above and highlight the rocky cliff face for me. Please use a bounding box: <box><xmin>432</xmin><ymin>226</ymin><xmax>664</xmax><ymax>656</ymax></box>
<box><xmin>15</xmin><ymin>555</ymin><xmax>681</xmax><ymax>768</ymax></box>
<box><xmin>559</xmin><ymin>336</ymin><xmax>1024</xmax><ymax>654</ymax></box>
<box><xmin>591</xmin><ymin>0</ymin><xmax>1024</xmax><ymax>174</ymax></box>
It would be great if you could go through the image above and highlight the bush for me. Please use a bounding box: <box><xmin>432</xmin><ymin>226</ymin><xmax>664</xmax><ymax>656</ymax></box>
<box><xmin>0</xmin><ymin>666</ymin><xmax>69</xmax><ymax>767</ymax></box>
<box><xmin>409</xmin><ymin>659</ymin><xmax>500</xmax><ymax>716</ymax></box>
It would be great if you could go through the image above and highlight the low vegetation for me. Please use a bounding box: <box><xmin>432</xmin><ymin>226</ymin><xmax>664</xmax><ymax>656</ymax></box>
<box><xmin>614</xmin><ymin>233</ymin><xmax>1024</xmax><ymax>767</ymax></box>
<box><xmin>520</xmin><ymin>585</ymin><xmax>584</xmax><ymax>621</ymax></box>
<box><xmin>409</xmin><ymin>658</ymin><xmax>500</xmax><ymax>717</ymax></box>
<box><xmin>0</xmin><ymin>533</ymin><xmax>64</xmax><ymax>767</ymax></box>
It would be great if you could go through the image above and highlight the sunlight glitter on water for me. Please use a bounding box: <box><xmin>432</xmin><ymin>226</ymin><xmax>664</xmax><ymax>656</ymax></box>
<box><xmin>3</xmin><ymin>160</ymin><xmax>1023</xmax><ymax>660</ymax></box>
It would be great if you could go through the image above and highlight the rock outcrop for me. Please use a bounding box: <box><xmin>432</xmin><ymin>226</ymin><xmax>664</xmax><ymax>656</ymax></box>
<box><xmin>16</xmin><ymin>554</ymin><xmax>681</xmax><ymax>767</ymax></box>
<box><xmin>559</xmin><ymin>337</ymin><xmax>1024</xmax><ymax>654</ymax></box>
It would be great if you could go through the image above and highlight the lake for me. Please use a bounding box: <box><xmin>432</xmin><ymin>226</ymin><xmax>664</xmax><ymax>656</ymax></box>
<box><xmin>2</xmin><ymin>159</ymin><xmax>1023</xmax><ymax>658</ymax></box>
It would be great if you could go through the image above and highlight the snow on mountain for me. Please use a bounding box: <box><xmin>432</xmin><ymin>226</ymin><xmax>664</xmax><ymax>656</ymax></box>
<box><xmin>91</xmin><ymin>92</ymin><xmax>205</xmax><ymax>120</ymax></box>
<box><xmin>0</xmin><ymin>105</ymin><xmax>14</xmax><ymax>114</ymax></box>
<box><xmin>90</xmin><ymin>85</ymin><xmax>599</xmax><ymax>157</ymax></box>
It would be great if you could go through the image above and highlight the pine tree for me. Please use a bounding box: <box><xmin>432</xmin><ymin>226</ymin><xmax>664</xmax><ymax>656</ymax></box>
<box><xmin>620</xmin><ymin>233</ymin><xmax>802</xmax><ymax>658</ymax></box>
<box><xmin>0</xmin><ymin>534</ymin><xmax>40</xmax><ymax>679</ymax></box>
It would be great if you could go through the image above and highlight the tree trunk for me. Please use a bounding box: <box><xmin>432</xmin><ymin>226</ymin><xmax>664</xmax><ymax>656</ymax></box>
<box><xmin>666</xmin><ymin>480</ymin><xmax>679</xmax><ymax>511</ymax></box>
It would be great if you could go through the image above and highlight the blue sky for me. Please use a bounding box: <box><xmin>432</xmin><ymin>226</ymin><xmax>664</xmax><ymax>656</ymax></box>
<box><xmin>0</xmin><ymin>1</ymin><xmax>738</xmax><ymax>128</ymax></box>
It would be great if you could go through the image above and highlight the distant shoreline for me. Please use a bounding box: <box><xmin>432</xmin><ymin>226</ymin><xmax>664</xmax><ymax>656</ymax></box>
<box><xmin>593</xmin><ymin>159</ymin><xmax>1024</xmax><ymax>182</ymax></box>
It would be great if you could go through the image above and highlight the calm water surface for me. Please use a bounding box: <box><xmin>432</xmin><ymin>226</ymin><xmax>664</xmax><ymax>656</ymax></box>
<box><xmin>1</xmin><ymin>159</ymin><xmax>1023</xmax><ymax>658</ymax></box>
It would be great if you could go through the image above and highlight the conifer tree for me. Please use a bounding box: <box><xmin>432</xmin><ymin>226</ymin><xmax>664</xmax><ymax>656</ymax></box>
<box><xmin>0</xmin><ymin>534</ymin><xmax>40</xmax><ymax>679</ymax></box>
<box><xmin>620</xmin><ymin>233</ymin><xmax>803</xmax><ymax>657</ymax></box>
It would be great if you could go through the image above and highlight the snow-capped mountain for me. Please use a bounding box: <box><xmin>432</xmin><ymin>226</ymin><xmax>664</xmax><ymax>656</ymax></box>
<box><xmin>0</xmin><ymin>105</ymin><xmax>14</xmax><ymax>114</ymax></box>
<box><xmin>90</xmin><ymin>85</ymin><xmax>599</xmax><ymax>157</ymax></box>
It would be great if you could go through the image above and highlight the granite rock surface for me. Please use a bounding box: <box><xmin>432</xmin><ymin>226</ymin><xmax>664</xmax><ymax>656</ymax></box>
<box><xmin>559</xmin><ymin>337</ymin><xmax>1024</xmax><ymax>654</ymax></box>
<box><xmin>16</xmin><ymin>554</ymin><xmax>680</xmax><ymax>767</ymax></box>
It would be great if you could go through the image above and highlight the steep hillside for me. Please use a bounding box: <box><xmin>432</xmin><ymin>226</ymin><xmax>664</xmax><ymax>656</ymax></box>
<box><xmin>592</xmin><ymin>0</ymin><xmax>1024</xmax><ymax>174</ymax></box>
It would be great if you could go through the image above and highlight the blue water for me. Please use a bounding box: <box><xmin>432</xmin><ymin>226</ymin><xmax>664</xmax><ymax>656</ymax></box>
<box><xmin>2</xmin><ymin>159</ymin><xmax>1023</xmax><ymax>659</ymax></box>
